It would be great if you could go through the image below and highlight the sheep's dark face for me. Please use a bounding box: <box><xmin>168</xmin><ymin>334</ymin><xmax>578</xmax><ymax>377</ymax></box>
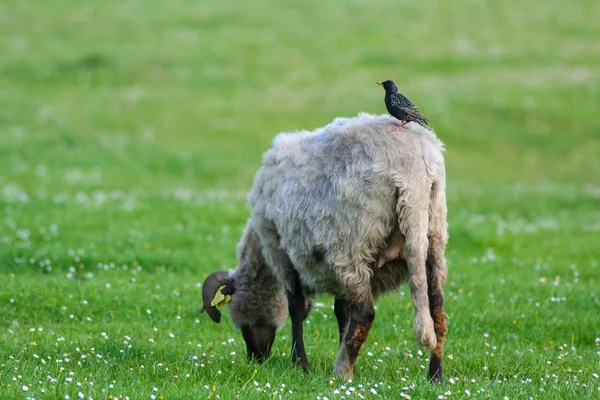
<box><xmin>201</xmin><ymin>269</ymin><xmax>287</xmax><ymax>364</ymax></box>
<box><xmin>231</xmin><ymin>290</ymin><xmax>286</xmax><ymax>364</ymax></box>
<box><xmin>240</xmin><ymin>320</ymin><xmax>277</xmax><ymax>362</ymax></box>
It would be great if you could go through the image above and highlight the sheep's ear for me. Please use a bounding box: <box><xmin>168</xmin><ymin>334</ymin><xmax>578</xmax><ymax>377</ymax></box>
<box><xmin>200</xmin><ymin>271</ymin><xmax>235</xmax><ymax>323</ymax></box>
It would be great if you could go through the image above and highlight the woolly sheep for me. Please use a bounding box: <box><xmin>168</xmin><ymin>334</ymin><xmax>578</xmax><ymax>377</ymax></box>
<box><xmin>201</xmin><ymin>113</ymin><xmax>448</xmax><ymax>381</ymax></box>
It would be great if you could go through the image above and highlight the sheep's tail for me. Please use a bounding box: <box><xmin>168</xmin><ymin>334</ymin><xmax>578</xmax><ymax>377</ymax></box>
<box><xmin>426</xmin><ymin>177</ymin><xmax>448</xmax><ymax>382</ymax></box>
<box><xmin>397</xmin><ymin>179</ymin><xmax>436</xmax><ymax>350</ymax></box>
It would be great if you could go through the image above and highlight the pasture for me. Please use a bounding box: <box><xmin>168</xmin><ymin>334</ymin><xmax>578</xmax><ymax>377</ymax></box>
<box><xmin>1</xmin><ymin>0</ymin><xmax>599</xmax><ymax>398</ymax></box>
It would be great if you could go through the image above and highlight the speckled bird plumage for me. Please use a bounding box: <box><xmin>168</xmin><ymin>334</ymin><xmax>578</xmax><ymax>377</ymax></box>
<box><xmin>377</xmin><ymin>80</ymin><xmax>430</xmax><ymax>130</ymax></box>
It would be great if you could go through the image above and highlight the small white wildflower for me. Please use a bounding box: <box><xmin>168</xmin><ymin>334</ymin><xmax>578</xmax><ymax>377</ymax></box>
<box><xmin>78</xmin><ymin>392</ymin><xmax>84</xmax><ymax>399</ymax></box>
<box><xmin>22</xmin><ymin>385</ymin><xmax>29</xmax><ymax>391</ymax></box>
<box><xmin>465</xmin><ymin>389</ymin><xmax>471</xmax><ymax>396</ymax></box>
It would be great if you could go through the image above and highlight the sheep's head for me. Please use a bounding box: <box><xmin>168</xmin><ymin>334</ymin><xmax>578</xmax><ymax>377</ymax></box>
<box><xmin>201</xmin><ymin>270</ymin><xmax>287</xmax><ymax>363</ymax></box>
<box><xmin>201</xmin><ymin>271</ymin><xmax>234</xmax><ymax>323</ymax></box>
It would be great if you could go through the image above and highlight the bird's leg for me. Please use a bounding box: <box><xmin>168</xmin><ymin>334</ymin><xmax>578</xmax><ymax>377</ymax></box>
<box><xmin>395</xmin><ymin>121</ymin><xmax>409</xmax><ymax>130</ymax></box>
<box><xmin>387</xmin><ymin>121</ymin><xmax>408</xmax><ymax>132</ymax></box>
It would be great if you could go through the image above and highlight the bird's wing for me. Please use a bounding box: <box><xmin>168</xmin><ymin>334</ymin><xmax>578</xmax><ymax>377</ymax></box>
<box><xmin>397</xmin><ymin>105</ymin><xmax>429</xmax><ymax>124</ymax></box>
<box><xmin>390</xmin><ymin>93</ymin><xmax>429</xmax><ymax>123</ymax></box>
<box><xmin>389</xmin><ymin>92</ymin><xmax>412</xmax><ymax>108</ymax></box>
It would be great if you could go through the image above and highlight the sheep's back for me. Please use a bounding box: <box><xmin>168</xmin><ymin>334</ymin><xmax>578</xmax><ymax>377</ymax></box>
<box><xmin>249</xmin><ymin>113</ymin><xmax>444</xmax><ymax>294</ymax></box>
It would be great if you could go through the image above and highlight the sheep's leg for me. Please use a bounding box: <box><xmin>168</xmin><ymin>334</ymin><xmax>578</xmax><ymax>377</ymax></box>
<box><xmin>303</xmin><ymin>297</ymin><xmax>314</xmax><ymax>320</ymax></box>
<box><xmin>426</xmin><ymin>179</ymin><xmax>449</xmax><ymax>383</ymax></box>
<box><xmin>254</xmin><ymin>222</ymin><xmax>310</xmax><ymax>369</ymax></box>
<box><xmin>427</xmin><ymin>258</ymin><xmax>446</xmax><ymax>382</ymax></box>
<box><xmin>400</xmin><ymin>183</ymin><xmax>437</xmax><ymax>351</ymax></box>
<box><xmin>334</xmin><ymin>294</ymin><xmax>375</xmax><ymax>379</ymax></box>
<box><xmin>287</xmin><ymin>273</ymin><xmax>310</xmax><ymax>371</ymax></box>
<box><xmin>334</xmin><ymin>298</ymin><xmax>350</xmax><ymax>344</ymax></box>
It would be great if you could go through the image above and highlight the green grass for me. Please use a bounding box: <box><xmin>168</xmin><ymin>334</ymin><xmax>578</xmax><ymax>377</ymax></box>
<box><xmin>1</xmin><ymin>0</ymin><xmax>599</xmax><ymax>398</ymax></box>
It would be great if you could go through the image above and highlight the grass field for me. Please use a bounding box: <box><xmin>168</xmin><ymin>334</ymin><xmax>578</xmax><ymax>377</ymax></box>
<box><xmin>1</xmin><ymin>0</ymin><xmax>600</xmax><ymax>398</ymax></box>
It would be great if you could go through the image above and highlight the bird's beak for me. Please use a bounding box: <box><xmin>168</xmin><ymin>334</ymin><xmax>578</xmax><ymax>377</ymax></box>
<box><xmin>376</xmin><ymin>81</ymin><xmax>382</xmax><ymax>85</ymax></box>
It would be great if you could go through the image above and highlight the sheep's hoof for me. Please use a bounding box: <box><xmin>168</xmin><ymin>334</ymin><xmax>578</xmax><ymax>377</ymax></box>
<box><xmin>333</xmin><ymin>367</ymin><xmax>354</xmax><ymax>381</ymax></box>
<box><xmin>333</xmin><ymin>351</ymin><xmax>354</xmax><ymax>380</ymax></box>
<box><xmin>294</xmin><ymin>358</ymin><xmax>310</xmax><ymax>372</ymax></box>
<box><xmin>430</xmin><ymin>369</ymin><xmax>443</xmax><ymax>384</ymax></box>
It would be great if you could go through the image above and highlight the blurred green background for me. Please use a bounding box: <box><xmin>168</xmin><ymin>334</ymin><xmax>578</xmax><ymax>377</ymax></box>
<box><xmin>1</xmin><ymin>0</ymin><xmax>599</xmax><ymax>398</ymax></box>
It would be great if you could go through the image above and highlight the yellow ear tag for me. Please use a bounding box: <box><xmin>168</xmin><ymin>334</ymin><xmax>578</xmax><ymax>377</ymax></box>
<box><xmin>211</xmin><ymin>285</ymin><xmax>231</xmax><ymax>308</ymax></box>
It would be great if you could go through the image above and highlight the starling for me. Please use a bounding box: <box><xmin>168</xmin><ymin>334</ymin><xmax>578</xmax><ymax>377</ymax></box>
<box><xmin>377</xmin><ymin>80</ymin><xmax>430</xmax><ymax>131</ymax></box>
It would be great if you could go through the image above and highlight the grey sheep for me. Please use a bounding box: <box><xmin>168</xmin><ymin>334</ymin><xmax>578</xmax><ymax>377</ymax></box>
<box><xmin>201</xmin><ymin>113</ymin><xmax>449</xmax><ymax>381</ymax></box>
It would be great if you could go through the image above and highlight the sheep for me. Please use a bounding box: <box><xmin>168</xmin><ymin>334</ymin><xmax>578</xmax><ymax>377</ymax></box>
<box><xmin>201</xmin><ymin>113</ymin><xmax>448</xmax><ymax>381</ymax></box>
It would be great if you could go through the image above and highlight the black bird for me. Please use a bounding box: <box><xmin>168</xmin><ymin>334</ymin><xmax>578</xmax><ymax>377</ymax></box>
<box><xmin>377</xmin><ymin>80</ymin><xmax>430</xmax><ymax>131</ymax></box>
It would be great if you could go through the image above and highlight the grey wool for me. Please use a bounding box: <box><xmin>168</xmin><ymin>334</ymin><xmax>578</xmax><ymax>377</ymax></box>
<box><xmin>202</xmin><ymin>113</ymin><xmax>449</xmax><ymax>380</ymax></box>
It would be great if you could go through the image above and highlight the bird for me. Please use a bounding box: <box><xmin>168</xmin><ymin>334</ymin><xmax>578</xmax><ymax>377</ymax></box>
<box><xmin>376</xmin><ymin>80</ymin><xmax>430</xmax><ymax>131</ymax></box>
